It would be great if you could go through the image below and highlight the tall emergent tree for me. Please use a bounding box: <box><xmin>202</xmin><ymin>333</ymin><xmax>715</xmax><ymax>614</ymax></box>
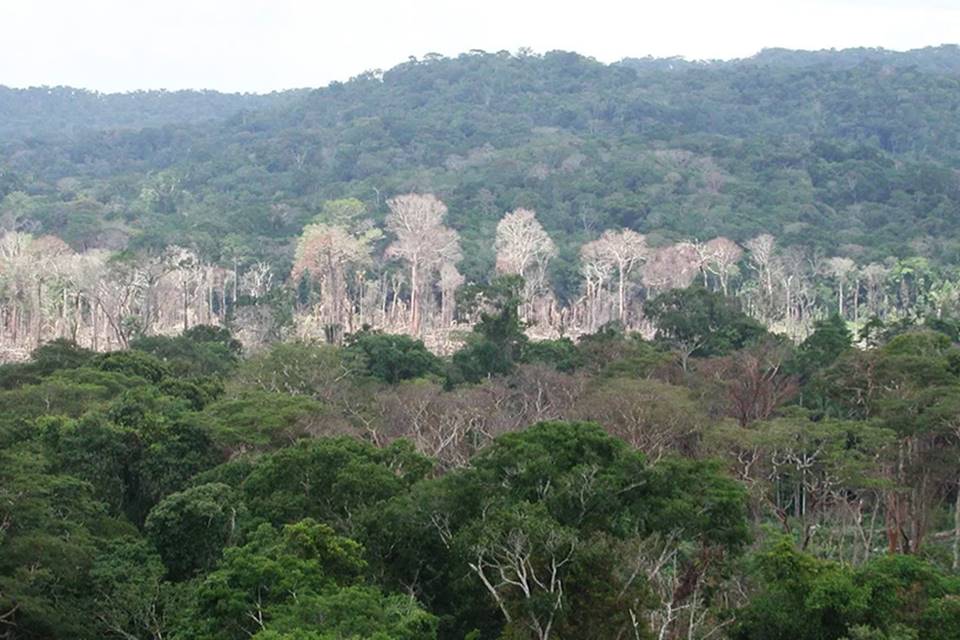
<box><xmin>580</xmin><ymin>229</ymin><xmax>648</xmax><ymax>325</ymax></box>
<box><xmin>494</xmin><ymin>208</ymin><xmax>556</xmax><ymax>314</ymax></box>
<box><xmin>385</xmin><ymin>194</ymin><xmax>461</xmax><ymax>335</ymax></box>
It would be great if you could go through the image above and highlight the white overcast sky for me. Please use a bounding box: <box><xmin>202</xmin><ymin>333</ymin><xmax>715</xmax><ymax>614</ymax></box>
<box><xmin>1</xmin><ymin>0</ymin><xmax>958</xmax><ymax>93</ymax></box>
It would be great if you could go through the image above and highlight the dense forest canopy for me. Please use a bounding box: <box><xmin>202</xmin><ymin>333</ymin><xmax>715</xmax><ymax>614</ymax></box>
<box><xmin>3</xmin><ymin>45</ymin><xmax>960</xmax><ymax>266</ymax></box>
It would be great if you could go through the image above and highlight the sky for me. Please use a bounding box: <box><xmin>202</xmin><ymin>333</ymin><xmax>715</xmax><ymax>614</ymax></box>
<box><xmin>1</xmin><ymin>0</ymin><xmax>958</xmax><ymax>93</ymax></box>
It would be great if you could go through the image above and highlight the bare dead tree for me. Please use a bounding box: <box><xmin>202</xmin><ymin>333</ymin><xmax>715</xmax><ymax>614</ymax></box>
<box><xmin>386</xmin><ymin>194</ymin><xmax>461</xmax><ymax>334</ymax></box>
<box><xmin>745</xmin><ymin>234</ymin><xmax>776</xmax><ymax>309</ymax></box>
<box><xmin>582</xmin><ymin>229</ymin><xmax>649</xmax><ymax>325</ymax></box>
<box><xmin>495</xmin><ymin>208</ymin><xmax>557</xmax><ymax>314</ymax></box>
<box><xmin>702</xmin><ymin>237</ymin><xmax>743</xmax><ymax>297</ymax></box>
<box><xmin>824</xmin><ymin>256</ymin><xmax>856</xmax><ymax>319</ymax></box>
<box><xmin>580</xmin><ymin>239</ymin><xmax>615</xmax><ymax>332</ymax></box>
<box><xmin>291</xmin><ymin>223</ymin><xmax>373</xmax><ymax>342</ymax></box>
<box><xmin>642</xmin><ymin>243</ymin><xmax>700</xmax><ymax>296</ymax></box>
<box><xmin>438</xmin><ymin>261</ymin><xmax>465</xmax><ymax>327</ymax></box>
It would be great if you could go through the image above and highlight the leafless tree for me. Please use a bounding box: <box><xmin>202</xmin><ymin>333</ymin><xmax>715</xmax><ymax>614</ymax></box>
<box><xmin>468</xmin><ymin>508</ymin><xmax>577</xmax><ymax>640</ymax></box>
<box><xmin>386</xmin><ymin>194</ymin><xmax>461</xmax><ymax>334</ymax></box>
<box><xmin>582</xmin><ymin>230</ymin><xmax>648</xmax><ymax>325</ymax></box>
<box><xmin>495</xmin><ymin>208</ymin><xmax>557</xmax><ymax>310</ymax></box>
<box><xmin>291</xmin><ymin>223</ymin><xmax>373</xmax><ymax>341</ymax></box>
<box><xmin>701</xmin><ymin>237</ymin><xmax>743</xmax><ymax>296</ymax></box>
<box><xmin>438</xmin><ymin>262</ymin><xmax>465</xmax><ymax>327</ymax></box>
<box><xmin>824</xmin><ymin>256</ymin><xmax>856</xmax><ymax>319</ymax></box>
<box><xmin>164</xmin><ymin>246</ymin><xmax>206</xmax><ymax>333</ymax></box>
<box><xmin>861</xmin><ymin>263</ymin><xmax>890</xmax><ymax>318</ymax></box>
<box><xmin>241</xmin><ymin>261</ymin><xmax>274</xmax><ymax>300</ymax></box>
<box><xmin>574</xmin><ymin>377</ymin><xmax>707</xmax><ymax>461</ymax></box>
<box><xmin>696</xmin><ymin>340</ymin><xmax>798</xmax><ymax>427</ymax></box>
<box><xmin>745</xmin><ymin>234</ymin><xmax>776</xmax><ymax>303</ymax></box>
<box><xmin>580</xmin><ymin>239</ymin><xmax>614</xmax><ymax>332</ymax></box>
<box><xmin>642</xmin><ymin>243</ymin><xmax>699</xmax><ymax>296</ymax></box>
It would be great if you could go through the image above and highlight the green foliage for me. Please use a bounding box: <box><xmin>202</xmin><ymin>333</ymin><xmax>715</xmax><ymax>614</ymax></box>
<box><xmin>346</xmin><ymin>329</ymin><xmax>442</xmax><ymax>383</ymax></box>
<box><xmin>364</xmin><ymin>421</ymin><xmax>747</xmax><ymax>638</ymax></box>
<box><xmin>450</xmin><ymin>276</ymin><xmax>528</xmax><ymax>384</ymax></box>
<box><xmin>204</xmin><ymin>390</ymin><xmax>326</xmax><ymax>451</ymax></box>
<box><xmin>252</xmin><ymin>587</ymin><xmax>438</xmax><ymax>640</ymax></box>
<box><xmin>145</xmin><ymin>483</ymin><xmax>245</xmax><ymax>581</ymax></box>
<box><xmin>241</xmin><ymin>437</ymin><xmax>432</xmax><ymax>531</ymax></box>
<box><xmin>131</xmin><ymin>325</ymin><xmax>241</xmax><ymax>378</ymax></box>
<box><xmin>521</xmin><ymin>337</ymin><xmax>583</xmax><ymax>372</ymax></box>
<box><xmin>90</xmin><ymin>537</ymin><xmax>171</xmax><ymax>639</ymax></box>
<box><xmin>793</xmin><ymin>314</ymin><xmax>854</xmax><ymax>380</ymax></box>
<box><xmin>575</xmin><ymin>324</ymin><xmax>671</xmax><ymax>377</ymax></box>
<box><xmin>185</xmin><ymin>518</ymin><xmax>436</xmax><ymax>640</ymax></box>
<box><xmin>0</xmin><ymin>339</ymin><xmax>95</xmax><ymax>389</ymax></box>
<box><xmin>94</xmin><ymin>349</ymin><xmax>170</xmax><ymax>384</ymax></box>
<box><xmin>33</xmin><ymin>382</ymin><xmax>222</xmax><ymax>527</ymax></box>
<box><xmin>9</xmin><ymin>311</ymin><xmax>960</xmax><ymax>639</ymax></box>
<box><xmin>644</xmin><ymin>286</ymin><xmax>767</xmax><ymax>364</ymax></box>
<box><xmin>9</xmin><ymin>47</ymin><xmax>960</xmax><ymax>629</ymax></box>
<box><xmin>0</xmin><ymin>445</ymin><xmax>126</xmax><ymax>640</ymax></box>
<box><xmin>11</xmin><ymin>48</ymin><xmax>960</xmax><ymax>298</ymax></box>
<box><xmin>920</xmin><ymin>596</ymin><xmax>960</xmax><ymax>640</ymax></box>
<box><xmin>158</xmin><ymin>376</ymin><xmax>222</xmax><ymax>410</ymax></box>
<box><xmin>317</xmin><ymin>197</ymin><xmax>368</xmax><ymax>227</ymax></box>
<box><xmin>0</xmin><ymin>361</ymin><xmax>156</xmax><ymax>428</ymax></box>
<box><xmin>733</xmin><ymin>541</ymin><xmax>960</xmax><ymax>640</ymax></box>
<box><xmin>230</xmin><ymin>341</ymin><xmax>365</xmax><ymax>398</ymax></box>
<box><xmin>38</xmin><ymin>414</ymin><xmax>140</xmax><ymax>517</ymax></box>
<box><xmin>817</xmin><ymin>329</ymin><xmax>960</xmax><ymax>424</ymax></box>
<box><xmin>0</xmin><ymin>86</ymin><xmax>299</xmax><ymax>139</ymax></box>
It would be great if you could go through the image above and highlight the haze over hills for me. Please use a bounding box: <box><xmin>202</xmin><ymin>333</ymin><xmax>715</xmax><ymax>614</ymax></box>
<box><xmin>0</xmin><ymin>87</ymin><xmax>306</xmax><ymax>139</ymax></box>
<box><xmin>620</xmin><ymin>43</ymin><xmax>960</xmax><ymax>73</ymax></box>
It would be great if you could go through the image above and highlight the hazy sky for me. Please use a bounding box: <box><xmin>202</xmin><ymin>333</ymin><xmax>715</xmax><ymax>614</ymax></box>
<box><xmin>1</xmin><ymin>0</ymin><xmax>958</xmax><ymax>93</ymax></box>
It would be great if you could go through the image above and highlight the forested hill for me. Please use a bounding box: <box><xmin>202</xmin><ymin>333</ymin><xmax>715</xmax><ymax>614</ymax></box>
<box><xmin>2</xmin><ymin>46</ymin><xmax>960</xmax><ymax>296</ymax></box>
<box><xmin>0</xmin><ymin>86</ymin><xmax>305</xmax><ymax>139</ymax></box>
<box><xmin>621</xmin><ymin>44</ymin><xmax>960</xmax><ymax>73</ymax></box>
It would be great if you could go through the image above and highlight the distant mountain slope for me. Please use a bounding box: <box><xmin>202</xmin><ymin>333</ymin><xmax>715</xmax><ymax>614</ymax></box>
<box><xmin>0</xmin><ymin>86</ymin><xmax>303</xmax><ymax>139</ymax></box>
<box><xmin>620</xmin><ymin>44</ymin><xmax>960</xmax><ymax>74</ymax></box>
<box><xmin>745</xmin><ymin>44</ymin><xmax>960</xmax><ymax>73</ymax></box>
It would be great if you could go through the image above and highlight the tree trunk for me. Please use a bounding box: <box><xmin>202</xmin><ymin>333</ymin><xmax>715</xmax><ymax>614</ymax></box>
<box><xmin>953</xmin><ymin>477</ymin><xmax>960</xmax><ymax>571</ymax></box>
<box><xmin>34</xmin><ymin>279</ymin><xmax>43</xmax><ymax>346</ymax></box>
<box><xmin>233</xmin><ymin>257</ymin><xmax>239</xmax><ymax>307</ymax></box>
<box><xmin>410</xmin><ymin>261</ymin><xmax>419</xmax><ymax>334</ymax></box>
<box><xmin>92</xmin><ymin>300</ymin><xmax>99</xmax><ymax>351</ymax></box>
<box><xmin>183</xmin><ymin>283</ymin><xmax>189</xmax><ymax>333</ymax></box>
<box><xmin>853</xmin><ymin>278</ymin><xmax>860</xmax><ymax>324</ymax></box>
<box><xmin>618</xmin><ymin>267</ymin><xmax>626</xmax><ymax>325</ymax></box>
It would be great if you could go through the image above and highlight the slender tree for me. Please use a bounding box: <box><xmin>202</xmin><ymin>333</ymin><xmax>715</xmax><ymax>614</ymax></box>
<box><xmin>582</xmin><ymin>229</ymin><xmax>649</xmax><ymax>325</ymax></box>
<box><xmin>291</xmin><ymin>223</ymin><xmax>373</xmax><ymax>341</ymax></box>
<box><xmin>385</xmin><ymin>194</ymin><xmax>461</xmax><ymax>334</ymax></box>
<box><xmin>494</xmin><ymin>208</ymin><xmax>557</xmax><ymax>312</ymax></box>
<box><xmin>702</xmin><ymin>236</ymin><xmax>743</xmax><ymax>297</ymax></box>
